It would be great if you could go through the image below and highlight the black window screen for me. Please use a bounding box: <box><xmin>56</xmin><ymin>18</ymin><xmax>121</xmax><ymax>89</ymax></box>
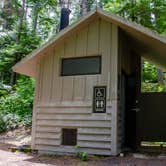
<box><xmin>62</xmin><ymin>129</ymin><xmax>77</xmax><ymax>146</ymax></box>
<box><xmin>61</xmin><ymin>56</ymin><xmax>101</xmax><ymax>76</ymax></box>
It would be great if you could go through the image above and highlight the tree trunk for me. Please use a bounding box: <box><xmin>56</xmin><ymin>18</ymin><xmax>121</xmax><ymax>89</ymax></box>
<box><xmin>59</xmin><ymin>0</ymin><xmax>71</xmax><ymax>8</ymax></box>
<box><xmin>80</xmin><ymin>0</ymin><xmax>88</xmax><ymax>16</ymax></box>
<box><xmin>2</xmin><ymin>0</ymin><xmax>13</xmax><ymax>30</ymax></box>
<box><xmin>32</xmin><ymin>2</ymin><xmax>40</xmax><ymax>33</ymax></box>
<box><xmin>157</xmin><ymin>69</ymin><xmax>164</xmax><ymax>86</ymax></box>
<box><xmin>17</xmin><ymin>0</ymin><xmax>26</xmax><ymax>42</ymax></box>
<box><xmin>10</xmin><ymin>0</ymin><xmax>26</xmax><ymax>85</ymax></box>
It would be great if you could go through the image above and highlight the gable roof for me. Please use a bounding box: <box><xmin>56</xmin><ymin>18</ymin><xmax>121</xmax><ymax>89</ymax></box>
<box><xmin>13</xmin><ymin>8</ymin><xmax>166</xmax><ymax>77</ymax></box>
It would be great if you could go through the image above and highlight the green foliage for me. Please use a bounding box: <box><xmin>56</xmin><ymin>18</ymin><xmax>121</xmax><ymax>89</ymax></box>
<box><xmin>142</xmin><ymin>79</ymin><xmax>166</xmax><ymax>92</ymax></box>
<box><xmin>0</xmin><ymin>30</ymin><xmax>41</xmax><ymax>84</ymax></box>
<box><xmin>142</xmin><ymin>61</ymin><xmax>157</xmax><ymax>83</ymax></box>
<box><xmin>0</xmin><ymin>83</ymin><xmax>11</xmax><ymax>96</ymax></box>
<box><xmin>0</xmin><ymin>76</ymin><xmax>34</xmax><ymax>131</ymax></box>
<box><xmin>75</xmin><ymin>145</ymin><xmax>89</xmax><ymax>161</ymax></box>
<box><xmin>80</xmin><ymin>152</ymin><xmax>88</xmax><ymax>161</ymax></box>
<box><xmin>142</xmin><ymin>61</ymin><xmax>166</xmax><ymax>92</ymax></box>
<box><xmin>0</xmin><ymin>114</ymin><xmax>6</xmax><ymax>132</ymax></box>
<box><xmin>0</xmin><ymin>112</ymin><xmax>21</xmax><ymax>132</ymax></box>
<box><xmin>0</xmin><ymin>0</ymin><xmax>59</xmax><ymax>132</ymax></box>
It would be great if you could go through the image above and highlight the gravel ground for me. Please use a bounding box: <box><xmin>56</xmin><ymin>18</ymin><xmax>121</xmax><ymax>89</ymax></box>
<box><xmin>0</xmin><ymin>127</ymin><xmax>166</xmax><ymax>166</ymax></box>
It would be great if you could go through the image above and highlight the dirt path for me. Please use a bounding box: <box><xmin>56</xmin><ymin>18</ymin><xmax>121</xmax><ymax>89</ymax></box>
<box><xmin>0</xmin><ymin>128</ymin><xmax>166</xmax><ymax>166</ymax></box>
<box><xmin>0</xmin><ymin>142</ymin><xmax>166</xmax><ymax>166</ymax></box>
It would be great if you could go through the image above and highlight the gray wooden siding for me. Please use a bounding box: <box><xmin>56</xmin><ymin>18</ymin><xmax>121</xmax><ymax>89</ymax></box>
<box><xmin>32</xmin><ymin>18</ymin><xmax>118</xmax><ymax>155</ymax></box>
<box><xmin>35</xmin><ymin>107</ymin><xmax>112</xmax><ymax>155</ymax></box>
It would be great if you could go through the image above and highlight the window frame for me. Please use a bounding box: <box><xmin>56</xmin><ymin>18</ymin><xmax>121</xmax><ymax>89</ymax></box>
<box><xmin>60</xmin><ymin>55</ymin><xmax>102</xmax><ymax>76</ymax></box>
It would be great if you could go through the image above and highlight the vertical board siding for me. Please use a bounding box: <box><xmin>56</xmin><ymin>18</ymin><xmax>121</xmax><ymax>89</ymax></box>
<box><xmin>51</xmin><ymin>47</ymin><xmax>63</xmax><ymax>102</ymax></box>
<box><xmin>110</xmin><ymin>24</ymin><xmax>118</xmax><ymax>101</ymax></box>
<box><xmin>38</xmin><ymin>18</ymin><xmax>113</xmax><ymax>104</ymax></box>
<box><xmin>73</xmin><ymin>27</ymin><xmax>88</xmax><ymax>101</ymax></box>
<box><xmin>117</xmin><ymin>30</ymin><xmax>123</xmax><ymax>153</ymax></box>
<box><xmin>40</xmin><ymin>54</ymin><xmax>53</xmax><ymax>103</ymax></box>
<box><xmin>85</xmin><ymin>76</ymin><xmax>98</xmax><ymax>101</ymax></box>
<box><xmin>31</xmin><ymin>63</ymin><xmax>40</xmax><ymax>149</ymax></box>
<box><xmin>110</xmin><ymin>25</ymin><xmax>119</xmax><ymax>155</ymax></box>
<box><xmin>75</xmin><ymin>27</ymin><xmax>88</xmax><ymax>56</ymax></box>
<box><xmin>37</xmin><ymin>61</ymin><xmax>42</xmax><ymax>102</ymax></box>
<box><xmin>85</xmin><ymin>19</ymin><xmax>100</xmax><ymax>101</ymax></box>
<box><xmin>62</xmin><ymin>35</ymin><xmax>76</xmax><ymax>101</ymax></box>
<box><xmin>73</xmin><ymin>76</ymin><xmax>85</xmax><ymax>101</ymax></box>
<box><xmin>87</xmin><ymin>19</ymin><xmax>99</xmax><ymax>55</ymax></box>
<box><xmin>35</xmin><ymin>18</ymin><xmax>118</xmax><ymax>155</ymax></box>
<box><xmin>98</xmin><ymin>20</ymin><xmax>111</xmax><ymax>100</ymax></box>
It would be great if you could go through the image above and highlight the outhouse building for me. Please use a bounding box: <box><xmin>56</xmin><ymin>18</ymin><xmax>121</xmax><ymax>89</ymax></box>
<box><xmin>13</xmin><ymin>8</ymin><xmax>166</xmax><ymax>155</ymax></box>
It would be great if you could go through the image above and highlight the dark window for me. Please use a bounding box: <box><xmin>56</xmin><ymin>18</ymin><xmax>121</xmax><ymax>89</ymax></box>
<box><xmin>62</xmin><ymin>129</ymin><xmax>77</xmax><ymax>146</ymax></box>
<box><xmin>61</xmin><ymin>56</ymin><xmax>101</xmax><ymax>76</ymax></box>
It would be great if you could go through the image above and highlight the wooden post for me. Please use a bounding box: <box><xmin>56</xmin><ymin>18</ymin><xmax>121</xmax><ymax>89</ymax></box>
<box><xmin>110</xmin><ymin>24</ymin><xmax>118</xmax><ymax>155</ymax></box>
<box><xmin>31</xmin><ymin>62</ymin><xmax>40</xmax><ymax>149</ymax></box>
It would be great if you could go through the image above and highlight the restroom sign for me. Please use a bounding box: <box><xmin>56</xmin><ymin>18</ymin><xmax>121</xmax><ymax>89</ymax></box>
<box><xmin>93</xmin><ymin>86</ymin><xmax>106</xmax><ymax>113</ymax></box>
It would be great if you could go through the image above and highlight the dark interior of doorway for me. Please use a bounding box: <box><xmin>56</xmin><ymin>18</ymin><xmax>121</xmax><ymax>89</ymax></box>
<box><xmin>122</xmin><ymin>72</ymin><xmax>138</xmax><ymax>152</ymax></box>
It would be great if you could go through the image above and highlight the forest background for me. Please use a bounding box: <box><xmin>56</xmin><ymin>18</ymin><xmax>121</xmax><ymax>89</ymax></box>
<box><xmin>0</xmin><ymin>0</ymin><xmax>165</xmax><ymax>132</ymax></box>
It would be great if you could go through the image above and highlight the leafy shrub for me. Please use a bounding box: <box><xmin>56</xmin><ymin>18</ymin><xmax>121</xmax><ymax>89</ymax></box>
<box><xmin>142</xmin><ymin>61</ymin><xmax>166</xmax><ymax>92</ymax></box>
<box><xmin>75</xmin><ymin>145</ymin><xmax>88</xmax><ymax>161</ymax></box>
<box><xmin>80</xmin><ymin>152</ymin><xmax>88</xmax><ymax>161</ymax></box>
<box><xmin>0</xmin><ymin>113</ymin><xmax>20</xmax><ymax>132</ymax></box>
<box><xmin>142</xmin><ymin>80</ymin><xmax>166</xmax><ymax>92</ymax></box>
<box><xmin>142</xmin><ymin>61</ymin><xmax>158</xmax><ymax>83</ymax></box>
<box><xmin>0</xmin><ymin>76</ymin><xmax>34</xmax><ymax>132</ymax></box>
<box><xmin>3</xmin><ymin>113</ymin><xmax>20</xmax><ymax>130</ymax></box>
<box><xmin>0</xmin><ymin>83</ymin><xmax>12</xmax><ymax>96</ymax></box>
<box><xmin>0</xmin><ymin>114</ymin><xmax>6</xmax><ymax>132</ymax></box>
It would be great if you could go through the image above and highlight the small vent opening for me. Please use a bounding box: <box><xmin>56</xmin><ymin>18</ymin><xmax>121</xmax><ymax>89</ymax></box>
<box><xmin>62</xmin><ymin>128</ymin><xmax>77</xmax><ymax>146</ymax></box>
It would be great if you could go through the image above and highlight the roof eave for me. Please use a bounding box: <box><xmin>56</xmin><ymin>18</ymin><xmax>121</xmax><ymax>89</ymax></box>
<box><xmin>12</xmin><ymin>9</ymin><xmax>99</xmax><ymax>76</ymax></box>
<box><xmin>12</xmin><ymin>8</ymin><xmax>166</xmax><ymax>77</ymax></box>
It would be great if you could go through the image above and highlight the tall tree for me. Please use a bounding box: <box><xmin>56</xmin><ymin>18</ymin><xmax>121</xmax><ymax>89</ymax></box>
<box><xmin>80</xmin><ymin>0</ymin><xmax>88</xmax><ymax>15</ymax></box>
<box><xmin>1</xmin><ymin>0</ymin><xmax>13</xmax><ymax>31</ymax></box>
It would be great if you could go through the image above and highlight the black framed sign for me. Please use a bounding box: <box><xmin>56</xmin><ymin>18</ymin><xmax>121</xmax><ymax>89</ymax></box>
<box><xmin>93</xmin><ymin>86</ymin><xmax>107</xmax><ymax>113</ymax></box>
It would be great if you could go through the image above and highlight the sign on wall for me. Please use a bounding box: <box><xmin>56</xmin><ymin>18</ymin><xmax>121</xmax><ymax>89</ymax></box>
<box><xmin>93</xmin><ymin>86</ymin><xmax>106</xmax><ymax>113</ymax></box>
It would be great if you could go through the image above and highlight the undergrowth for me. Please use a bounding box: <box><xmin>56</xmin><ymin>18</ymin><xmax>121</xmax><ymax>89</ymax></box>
<box><xmin>0</xmin><ymin>76</ymin><xmax>34</xmax><ymax>132</ymax></box>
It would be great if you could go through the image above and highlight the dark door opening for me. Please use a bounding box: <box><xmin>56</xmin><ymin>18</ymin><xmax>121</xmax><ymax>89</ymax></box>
<box><xmin>123</xmin><ymin>54</ymin><xmax>141</xmax><ymax>151</ymax></box>
<box><xmin>123</xmin><ymin>74</ymin><xmax>137</xmax><ymax>150</ymax></box>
